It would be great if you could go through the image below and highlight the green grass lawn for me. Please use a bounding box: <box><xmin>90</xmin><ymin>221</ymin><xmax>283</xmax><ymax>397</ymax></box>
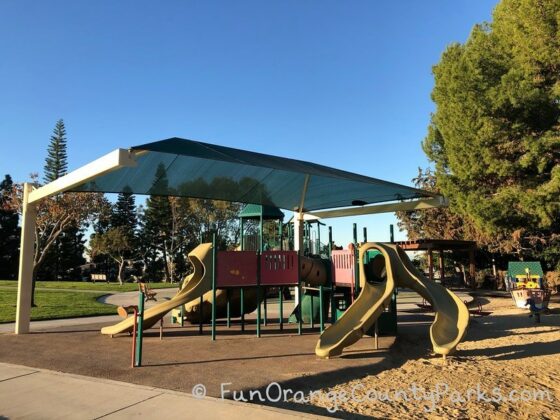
<box><xmin>0</xmin><ymin>280</ymin><xmax>177</xmax><ymax>292</ymax></box>
<box><xmin>0</xmin><ymin>289</ymin><xmax>119</xmax><ymax>323</ymax></box>
<box><xmin>0</xmin><ymin>280</ymin><xmax>178</xmax><ymax>323</ymax></box>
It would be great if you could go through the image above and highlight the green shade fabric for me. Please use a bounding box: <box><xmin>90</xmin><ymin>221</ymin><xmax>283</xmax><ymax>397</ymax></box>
<box><xmin>72</xmin><ymin>137</ymin><xmax>435</xmax><ymax>212</ymax></box>
<box><xmin>507</xmin><ymin>262</ymin><xmax>544</xmax><ymax>278</ymax></box>
<box><xmin>239</xmin><ymin>204</ymin><xmax>285</xmax><ymax>220</ymax></box>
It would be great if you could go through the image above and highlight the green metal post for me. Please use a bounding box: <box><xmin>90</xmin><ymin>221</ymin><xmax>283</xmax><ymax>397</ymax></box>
<box><xmin>198</xmin><ymin>295</ymin><xmax>203</xmax><ymax>334</ymax></box>
<box><xmin>288</xmin><ymin>223</ymin><xmax>292</xmax><ymax>250</ymax></box>
<box><xmin>317</xmin><ymin>222</ymin><xmax>321</xmax><ymax>254</ymax></box>
<box><xmin>353</xmin><ymin>223</ymin><xmax>359</xmax><ymax>300</ymax></box>
<box><xmin>256</xmin><ymin>285</ymin><xmax>261</xmax><ymax>337</ymax></box>
<box><xmin>135</xmin><ymin>291</ymin><xmax>145</xmax><ymax>367</ymax></box>
<box><xmin>259</xmin><ymin>213</ymin><xmax>263</xmax><ymax>252</ymax></box>
<box><xmin>211</xmin><ymin>233</ymin><xmax>217</xmax><ymax>341</ymax></box>
<box><xmin>263</xmin><ymin>290</ymin><xmax>267</xmax><ymax>326</ymax></box>
<box><xmin>297</xmin><ymin>256</ymin><xmax>302</xmax><ymax>335</ymax></box>
<box><xmin>256</xmin><ymin>253</ymin><xmax>261</xmax><ymax>338</ymax></box>
<box><xmin>363</xmin><ymin>227</ymin><xmax>367</xmax><ymax>243</ymax></box>
<box><xmin>279</xmin><ymin>287</ymin><xmax>283</xmax><ymax>331</ymax></box>
<box><xmin>306</xmin><ymin>222</ymin><xmax>310</xmax><ymax>253</ymax></box>
<box><xmin>226</xmin><ymin>289</ymin><xmax>231</xmax><ymax>328</ymax></box>
<box><xmin>240</xmin><ymin>287</ymin><xmax>245</xmax><ymax>332</ymax></box>
<box><xmin>240</xmin><ymin>218</ymin><xmax>244</xmax><ymax>251</ymax></box>
<box><xmin>319</xmin><ymin>285</ymin><xmax>324</xmax><ymax>332</ymax></box>
<box><xmin>310</xmin><ymin>291</ymin><xmax>314</xmax><ymax>328</ymax></box>
<box><xmin>329</xmin><ymin>226</ymin><xmax>336</xmax><ymax>324</ymax></box>
<box><xmin>279</xmin><ymin>221</ymin><xmax>283</xmax><ymax>251</ymax></box>
<box><xmin>256</xmin><ymin>213</ymin><xmax>263</xmax><ymax>337</ymax></box>
<box><xmin>390</xmin><ymin>224</ymin><xmax>394</xmax><ymax>243</ymax></box>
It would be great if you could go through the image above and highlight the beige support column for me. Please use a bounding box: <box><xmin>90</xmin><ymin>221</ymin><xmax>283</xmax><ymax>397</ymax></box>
<box><xmin>16</xmin><ymin>183</ymin><xmax>37</xmax><ymax>334</ymax></box>
<box><xmin>293</xmin><ymin>213</ymin><xmax>304</xmax><ymax>306</ymax></box>
<box><xmin>294</xmin><ymin>214</ymin><xmax>304</xmax><ymax>255</ymax></box>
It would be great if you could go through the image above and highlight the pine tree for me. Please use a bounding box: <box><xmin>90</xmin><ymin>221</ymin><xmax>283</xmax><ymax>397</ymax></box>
<box><xmin>108</xmin><ymin>188</ymin><xmax>137</xmax><ymax>281</ymax></box>
<box><xmin>0</xmin><ymin>174</ymin><xmax>20</xmax><ymax>279</ymax></box>
<box><xmin>142</xmin><ymin>164</ymin><xmax>173</xmax><ymax>281</ymax></box>
<box><xmin>423</xmin><ymin>0</ymin><xmax>560</xmax><ymax>267</ymax></box>
<box><xmin>43</xmin><ymin>119</ymin><xmax>68</xmax><ymax>183</ymax></box>
<box><xmin>40</xmin><ymin>119</ymin><xmax>86</xmax><ymax>281</ymax></box>
<box><xmin>111</xmin><ymin>188</ymin><xmax>137</xmax><ymax>241</ymax></box>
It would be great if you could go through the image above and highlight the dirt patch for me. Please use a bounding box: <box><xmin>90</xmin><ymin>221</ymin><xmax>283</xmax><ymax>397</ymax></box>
<box><xmin>306</xmin><ymin>297</ymin><xmax>560</xmax><ymax>418</ymax></box>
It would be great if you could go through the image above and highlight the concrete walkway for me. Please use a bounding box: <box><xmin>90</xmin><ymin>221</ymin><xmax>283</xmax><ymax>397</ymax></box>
<box><xmin>0</xmin><ymin>362</ymin><xmax>326</xmax><ymax>419</ymax></box>
<box><xmin>0</xmin><ymin>288</ymin><xmax>474</xmax><ymax>334</ymax></box>
<box><xmin>397</xmin><ymin>289</ymin><xmax>473</xmax><ymax>310</ymax></box>
<box><xmin>0</xmin><ymin>314</ymin><xmax>122</xmax><ymax>334</ymax></box>
<box><xmin>98</xmin><ymin>288</ymin><xmax>178</xmax><ymax>307</ymax></box>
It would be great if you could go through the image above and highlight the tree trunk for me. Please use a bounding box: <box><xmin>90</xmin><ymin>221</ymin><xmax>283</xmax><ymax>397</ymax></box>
<box><xmin>117</xmin><ymin>259</ymin><xmax>125</xmax><ymax>285</ymax></box>
<box><xmin>162</xmin><ymin>243</ymin><xmax>171</xmax><ymax>283</ymax></box>
<box><xmin>31</xmin><ymin>265</ymin><xmax>39</xmax><ymax>307</ymax></box>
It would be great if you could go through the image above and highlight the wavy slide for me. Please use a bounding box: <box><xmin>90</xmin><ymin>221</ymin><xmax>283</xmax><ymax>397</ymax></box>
<box><xmin>101</xmin><ymin>243</ymin><xmax>213</xmax><ymax>336</ymax></box>
<box><xmin>316</xmin><ymin>242</ymin><xmax>469</xmax><ymax>358</ymax></box>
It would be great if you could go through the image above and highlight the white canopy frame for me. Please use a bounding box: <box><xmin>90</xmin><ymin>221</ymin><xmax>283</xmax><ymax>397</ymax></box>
<box><xmin>15</xmin><ymin>149</ymin><xmax>139</xmax><ymax>333</ymax></box>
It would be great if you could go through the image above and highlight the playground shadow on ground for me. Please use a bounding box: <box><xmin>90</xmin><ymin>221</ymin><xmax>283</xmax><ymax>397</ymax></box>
<box><xmin>244</xmin><ymin>316</ymin><xmax>438</xmax><ymax>418</ymax></box>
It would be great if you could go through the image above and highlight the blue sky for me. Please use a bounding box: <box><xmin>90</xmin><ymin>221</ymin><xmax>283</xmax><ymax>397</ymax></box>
<box><xmin>0</xmin><ymin>0</ymin><xmax>498</xmax><ymax>245</ymax></box>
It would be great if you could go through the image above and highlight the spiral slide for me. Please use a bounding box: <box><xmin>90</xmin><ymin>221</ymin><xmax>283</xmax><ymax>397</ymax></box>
<box><xmin>101</xmin><ymin>243</ymin><xmax>213</xmax><ymax>336</ymax></box>
<box><xmin>315</xmin><ymin>242</ymin><xmax>469</xmax><ymax>358</ymax></box>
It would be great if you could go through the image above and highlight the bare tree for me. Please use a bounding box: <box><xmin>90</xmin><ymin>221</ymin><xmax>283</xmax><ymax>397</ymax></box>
<box><xmin>6</xmin><ymin>176</ymin><xmax>107</xmax><ymax>304</ymax></box>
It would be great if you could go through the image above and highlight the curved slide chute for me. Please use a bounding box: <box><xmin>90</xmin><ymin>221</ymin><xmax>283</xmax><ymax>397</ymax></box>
<box><xmin>315</xmin><ymin>243</ymin><xmax>395</xmax><ymax>358</ymax></box>
<box><xmin>316</xmin><ymin>242</ymin><xmax>469</xmax><ymax>358</ymax></box>
<box><xmin>101</xmin><ymin>243</ymin><xmax>213</xmax><ymax>336</ymax></box>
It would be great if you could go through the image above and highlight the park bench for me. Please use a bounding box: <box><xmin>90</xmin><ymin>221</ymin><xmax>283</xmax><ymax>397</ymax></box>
<box><xmin>138</xmin><ymin>282</ymin><xmax>157</xmax><ymax>302</ymax></box>
<box><xmin>91</xmin><ymin>273</ymin><xmax>108</xmax><ymax>283</ymax></box>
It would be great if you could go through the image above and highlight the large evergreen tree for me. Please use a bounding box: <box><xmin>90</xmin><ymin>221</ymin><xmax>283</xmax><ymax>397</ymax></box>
<box><xmin>0</xmin><ymin>174</ymin><xmax>20</xmax><ymax>279</ymax></box>
<box><xmin>39</xmin><ymin>119</ymin><xmax>86</xmax><ymax>280</ymax></box>
<box><xmin>43</xmin><ymin>119</ymin><xmax>68</xmax><ymax>183</ymax></box>
<box><xmin>423</xmin><ymin>0</ymin><xmax>560</xmax><ymax>268</ymax></box>
<box><xmin>111</xmin><ymin>188</ymin><xmax>137</xmax><ymax>242</ymax></box>
<box><xmin>142</xmin><ymin>164</ymin><xmax>173</xmax><ymax>281</ymax></box>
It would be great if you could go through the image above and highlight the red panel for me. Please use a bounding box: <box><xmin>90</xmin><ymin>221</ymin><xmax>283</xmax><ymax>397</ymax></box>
<box><xmin>260</xmin><ymin>251</ymin><xmax>299</xmax><ymax>286</ymax></box>
<box><xmin>332</xmin><ymin>250</ymin><xmax>355</xmax><ymax>287</ymax></box>
<box><xmin>216</xmin><ymin>251</ymin><xmax>258</xmax><ymax>287</ymax></box>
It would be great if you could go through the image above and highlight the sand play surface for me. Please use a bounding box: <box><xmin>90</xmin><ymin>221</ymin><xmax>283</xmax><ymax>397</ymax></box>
<box><xmin>307</xmin><ymin>296</ymin><xmax>560</xmax><ymax>419</ymax></box>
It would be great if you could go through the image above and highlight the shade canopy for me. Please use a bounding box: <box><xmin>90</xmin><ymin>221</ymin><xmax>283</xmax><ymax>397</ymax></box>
<box><xmin>71</xmin><ymin>137</ymin><xmax>434</xmax><ymax>212</ymax></box>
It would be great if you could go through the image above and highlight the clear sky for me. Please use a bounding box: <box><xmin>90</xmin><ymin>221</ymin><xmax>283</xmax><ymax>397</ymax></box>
<box><xmin>0</xmin><ymin>0</ymin><xmax>498</xmax><ymax>245</ymax></box>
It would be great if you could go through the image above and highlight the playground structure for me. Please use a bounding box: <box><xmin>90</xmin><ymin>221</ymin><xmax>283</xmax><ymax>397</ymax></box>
<box><xmin>172</xmin><ymin>205</ymin><xmax>331</xmax><ymax>329</ymax></box>
<box><xmin>103</xmin><ymin>207</ymin><xmax>470</xmax><ymax>361</ymax></box>
<box><xmin>14</xmin><ymin>136</ymin><xmax>470</xmax><ymax>365</ymax></box>
<box><xmin>103</xmin><ymin>232</ymin><xmax>329</xmax><ymax>339</ymax></box>
<box><xmin>317</xmin><ymin>242</ymin><xmax>470</xmax><ymax>358</ymax></box>
<box><xmin>507</xmin><ymin>261</ymin><xmax>551</xmax><ymax>310</ymax></box>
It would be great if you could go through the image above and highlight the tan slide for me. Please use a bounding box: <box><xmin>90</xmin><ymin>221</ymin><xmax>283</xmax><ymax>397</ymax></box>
<box><xmin>315</xmin><ymin>243</ymin><xmax>395</xmax><ymax>358</ymax></box>
<box><xmin>315</xmin><ymin>242</ymin><xmax>469</xmax><ymax>358</ymax></box>
<box><xmin>392</xmin><ymin>245</ymin><xmax>470</xmax><ymax>355</ymax></box>
<box><xmin>101</xmin><ymin>243</ymin><xmax>213</xmax><ymax>335</ymax></box>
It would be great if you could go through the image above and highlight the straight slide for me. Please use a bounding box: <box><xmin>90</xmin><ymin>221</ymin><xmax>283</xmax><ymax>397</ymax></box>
<box><xmin>315</xmin><ymin>243</ymin><xmax>469</xmax><ymax>358</ymax></box>
<box><xmin>101</xmin><ymin>243</ymin><xmax>213</xmax><ymax>336</ymax></box>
